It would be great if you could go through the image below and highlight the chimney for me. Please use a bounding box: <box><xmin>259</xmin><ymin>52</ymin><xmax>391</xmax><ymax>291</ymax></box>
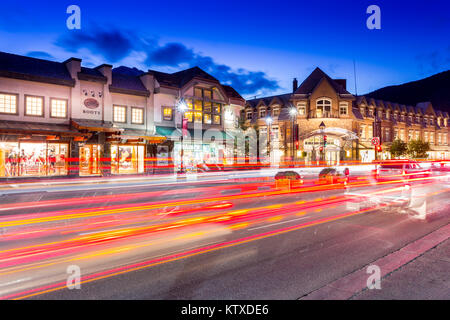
<box><xmin>334</xmin><ymin>79</ymin><xmax>347</xmax><ymax>90</ymax></box>
<box><xmin>293</xmin><ymin>78</ymin><xmax>298</xmax><ymax>93</ymax></box>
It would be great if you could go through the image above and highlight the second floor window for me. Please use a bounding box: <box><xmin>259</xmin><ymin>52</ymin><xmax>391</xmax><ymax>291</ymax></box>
<box><xmin>131</xmin><ymin>108</ymin><xmax>144</xmax><ymax>124</ymax></box>
<box><xmin>0</xmin><ymin>93</ymin><xmax>17</xmax><ymax>114</ymax></box>
<box><xmin>162</xmin><ymin>107</ymin><xmax>173</xmax><ymax>121</ymax></box>
<box><xmin>50</xmin><ymin>99</ymin><xmax>67</xmax><ymax>118</ymax></box>
<box><xmin>246</xmin><ymin>111</ymin><xmax>252</xmax><ymax>120</ymax></box>
<box><xmin>260</xmin><ymin>109</ymin><xmax>266</xmax><ymax>118</ymax></box>
<box><xmin>316</xmin><ymin>99</ymin><xmax>331</xmax><ymax>117</ymax></box>
<box><xmin>25</xmin><ymin>95</ymin><xmax>44</xmax><ymax>116</ymax></box>
<box><xmin>339</xmin><ymin>102</ymin><xmax>348</xmax><ymax>115</ymax></box>
<box><xmin>113</xmin><ymin>105</ymin><xmax>126</xmax><ymax>123</ymax></box>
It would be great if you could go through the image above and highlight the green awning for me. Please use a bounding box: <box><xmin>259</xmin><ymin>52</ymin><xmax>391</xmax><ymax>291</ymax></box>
<box><xmin>155</xmin><ymin>126</ymin><xmax>234</xmax><ymax>142</ymax></box>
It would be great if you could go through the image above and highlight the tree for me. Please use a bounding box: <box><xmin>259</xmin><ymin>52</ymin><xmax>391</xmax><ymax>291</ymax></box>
<box><xmin>389</xmin><ymin>139</ymin><xmax>408</xmax><ymax>158</ymax></box>
<box><xmin>407</xmin><ymin>139</ymin><xmax>430</xmax><ymax>159</ymax></box>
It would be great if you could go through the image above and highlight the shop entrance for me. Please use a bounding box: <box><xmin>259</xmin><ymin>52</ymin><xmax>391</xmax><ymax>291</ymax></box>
<box><xmin>79</xmin><ymin>145</ymin><xmax>101</xmax><ymax>176</ymax></box>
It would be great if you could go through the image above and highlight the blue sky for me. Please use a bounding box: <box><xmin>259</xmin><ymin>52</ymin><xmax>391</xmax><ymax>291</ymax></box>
<box><xmin>0</xmin><ymin>0</ymin><xmax>449</xmax><ymax>99</ymax></box>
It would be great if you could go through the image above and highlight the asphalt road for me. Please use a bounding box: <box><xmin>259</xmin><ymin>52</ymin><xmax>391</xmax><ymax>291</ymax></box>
<box><xmin>0</xmin><ymin>170</ymin><xmax>448</xmax><ymax>300</ymax></box>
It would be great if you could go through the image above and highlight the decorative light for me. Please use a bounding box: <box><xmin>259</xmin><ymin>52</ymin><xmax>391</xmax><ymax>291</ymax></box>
<box><xmin>289</xmin><ymin>107</ymin><xmax>297</xmax><ymax>117</ymax></box>
<box><xmin>177</xmin><ymin>98</ymin><xmax>188</xmax><ymax>112</ymax></box>
<box><xmin>265</xmin><ymin>116</ymin><xmax>273</xmax><ymax>125</ymax></box>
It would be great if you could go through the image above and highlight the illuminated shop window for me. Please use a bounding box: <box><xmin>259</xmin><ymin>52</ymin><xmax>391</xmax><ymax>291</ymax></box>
<box><xmin>50</xmin><ymin>99</ymin><xmax>67</xmax><ymax>118</ymax></box>
<box><xmin>25</xmin><ymin>95</ymin><xmax>44</xmax><ymax>116</ymax></box>
<box><xmin>204</xmin><ymin>113</ymin><xmax>212</xmax><ymax>124</ymax></box>
<box><xmin>131</xmin><ymin>108</ymin><xmax>144</xmax><ymax>124</ymax></box>
<box><xmin>113</xmin><ymin>105</ymin><xmax>126</xmax><ymax>123</ymax></box>
<box><xmin>0</xmin><ymin>93</ymin><xmax>17</xmax><ymax>114</ymax></box>
<box><xmin>185</xmin><ymin>111</ymin><xmax>193</xmax><ymax>122</ymax></box>
<box><xmin>213</xmin><ymin>115</ymin><xmax>221</xmax><ymax>124</ymax></box>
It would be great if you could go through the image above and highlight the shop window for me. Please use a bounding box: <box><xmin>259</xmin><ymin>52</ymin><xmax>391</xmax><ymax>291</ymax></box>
<box><xmin>194</xmin><ymin>100</ymin><xmax>203</xmax><ymax>111</ymax></box>
<box><xmin>131</xmin><ymin>107</ymin><xmax>144</xmax><ymax>124</ymax></box>
<box><xmin>186</xmin><ymin>99</ymin><xmax>193</xmax><ymax>110</ymax></box>
<box><xmin>203</xmin><ymin>101</ymin><xmax>212</xmax><ymax>113</ymax></box>
<box><xmin>111</xmin><ymin>144</ymin><xmax>145</xmax><ymax>175</ymax></box>
<box><xmin>0</xmin><ymin>93</ymin><xmax>18</xmax><ymax>114</ymax></box>
<box><xmin>0</xmin><ymin>142</ymin><xmax>68</xmax><ymax>177</ymax></box>
<box><xmin>194</xmin><ymin>112</ymin><xmax>202</xmax><ymax>123</ymax></box>
<box><xmin>213</xmin><ymin>115</ymin><xmax>221</xmax><ymax>125</ymax></box>
<box><xmin>204</xmin><ymin>113</ymin><xmax>212</xmax><ymax>124</ymax></box>
<box><xmin>185</xmin><ymin>111</ymin><xmax>193</xmax><ymax>122</ymax></box>
<box><xmin>213</xmin><ymin>103</ymin><xmax>221</xmax><ymax>114</ymax></box>
<box><xmin>50</xmin><ymin>98</ymin><xmax>67</xmax><ymax>118</ymax></box>
<box><xmin>113</xmin><ymin>105</ymin><xmax>126</xmax><ymax>123</ymax></box>
<box><xmin>25</xmin><ymin>95</ymin><xmax>44</xmax><ymax>116</ymax></box>
<box><xmin>162</xmin><ymin>107</ymin><xmax>173</xmax><ymax>121</ymax></box>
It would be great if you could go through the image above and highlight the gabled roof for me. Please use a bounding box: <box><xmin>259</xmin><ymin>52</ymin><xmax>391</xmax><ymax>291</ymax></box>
<box><xmin>355</xmin><ymin>96</ymin><xmax>368</xmax><ymax>106</ymax></box>
<box><xmin>0</xmin><ymin>51</ymin><xmax>75</xmax><ymax>86</ymax></box>
<box><xmin>148</xmin><ymin>66</ymin><xmax>219</xmax><ymax>88</ymax></box>
<box><xmin>222</xmin><ymin>85</ymin><xmax>244</xmax><ymax>102</ymax></box>
<box><xmin>294</xmin><ymin>67</ymin><xmax>352</xmax><ymax>96</ymax></box>
<box><xmin>110</xmin><ymin>70</ymin><xmax>149</xmax><ymax>96</ymax></box>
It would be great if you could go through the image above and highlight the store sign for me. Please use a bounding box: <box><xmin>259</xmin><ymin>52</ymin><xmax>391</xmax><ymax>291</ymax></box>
<box><xmin>84</xmin><ymin>98</ymin><xmax>99</xmax><ymax>109</ymax></box>
<box><xmin>81</xmin><ymin>87</ymin><xmax>102</xmax><ymax>118</ymax></box>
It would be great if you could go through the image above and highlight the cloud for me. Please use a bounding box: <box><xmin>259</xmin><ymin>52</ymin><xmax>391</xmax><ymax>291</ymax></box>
<box><xmin>26</xmin><ymin>51</ymin><xmax>55</xmax><ymax>60</ymax></box>
<box><xmin>55</xmin><ymin>27</ymin><xmax>279</xmax><ymax>95</ymax></box>
<box><xmin>55</xmin><ymin>27</ymin><xmax>136</xmax><ymax>62</ymax></box>
<box><xmin>146</xmin><ymin>42</ymin><xmax>279</xmax><ymax>95</ymax></box>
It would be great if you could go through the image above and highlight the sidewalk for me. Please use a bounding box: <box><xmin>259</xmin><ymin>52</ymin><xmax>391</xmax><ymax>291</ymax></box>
<box><xmin>300</xmin><ymin>222</ymin><xmax>450</xmax><ymax>300</ymax></box>
<box><xmin>352</xmin><ymin>237</ymin><xmax>450</xmax><ymax>300</ymax></box>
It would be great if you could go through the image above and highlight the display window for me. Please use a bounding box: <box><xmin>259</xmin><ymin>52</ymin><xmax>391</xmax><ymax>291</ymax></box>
<box><xmin>0</xmin><ymin>142</ymin><xmax>68</xmax><ymax>177</ymax></box>
<box><xmin>173</xmin><ymin>142</ymin><xmax>225</xmax><ymax>172</ymax></box>
<box><xmin>79</xmin><ymin>145</ymin><xmax>101</xmax><ymax>176</ymax></box>
<box><xmin>111</xmin><ymin>145</ymin><xmax>145</xmax><ymax>174</ymax></box>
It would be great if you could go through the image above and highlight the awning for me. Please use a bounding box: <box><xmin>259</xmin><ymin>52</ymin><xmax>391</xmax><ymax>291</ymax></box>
<box><xmin>0</xmin><ymin>121</ymin><xmax>89</xmax><ymax>137</ymax></box>
<box><xmin>120</xmin><ymin>129</ymin><xmax>166</xmax><ymax>144</ymax></box>
<box><xmin>71</xmin><ymin>119</ymin><xmax>123</xmax><ymax>133</ymax></box>
<box><xmin>156</xmin><ymin>126</ymin><xmax>234</xmax><ymax>142</ymax></box>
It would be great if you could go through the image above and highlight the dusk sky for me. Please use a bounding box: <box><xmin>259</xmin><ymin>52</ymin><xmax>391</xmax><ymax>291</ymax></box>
<box><xmin>0</xmin><ymin>0</ymin><xmax>449</xmax><ymax>99</ymax></box>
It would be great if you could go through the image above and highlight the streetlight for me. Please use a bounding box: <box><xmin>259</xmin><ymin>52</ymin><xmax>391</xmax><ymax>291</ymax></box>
<box><xmin>177</xmin><ymin>98</ymin><xmax>188</xmax><ymax>174</ymax></box>
<box><xmin>265</xmin><ymin>115</ymin><xmax>273</xmax><ymax>165</ymax></box>
<box><xmin>319</xmin><ymin>121</ymin><xmax>326</xmax><ymax>163</ymax></box>
<box><xmin>289</xmin><ymin>106</ymin><xmax>297</xmax><ymax>166</ymax></box>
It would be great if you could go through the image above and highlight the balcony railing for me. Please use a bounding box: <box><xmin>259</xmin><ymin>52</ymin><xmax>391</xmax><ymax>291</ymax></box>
<box><xmin>308</xmin><ymin>112</ymin><xmax>340</xmax><ymax>119</ymax></box>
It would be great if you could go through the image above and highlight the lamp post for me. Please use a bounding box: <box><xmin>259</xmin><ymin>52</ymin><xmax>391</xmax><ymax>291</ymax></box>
<box><xmin>177</xmin><ymin>98</ymin><xmax>188</xmax><ymax>174</ymax></box>
<box><xmin>289</xmin><ymin>106</ymin><xmax>297</xmax><ymax>166</ymax></box>
<box><xmin>265</xmin><ymin>115</ymin><xmax>273</xmax><ymax>166</ymax></box>
<box><xmin>319</xmin><ymin>121</ymin><xmax>326</xmax><ymax>164</ymax></box>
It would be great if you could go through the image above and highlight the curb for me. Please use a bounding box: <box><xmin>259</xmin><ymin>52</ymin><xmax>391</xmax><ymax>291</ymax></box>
<box><xmin>299</xmin><ymin>222</ymin><xmax>450</xmax><ymax>300</ymax></box>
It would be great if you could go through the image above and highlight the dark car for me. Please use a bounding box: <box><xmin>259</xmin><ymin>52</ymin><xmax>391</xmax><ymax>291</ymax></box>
<box><xmin>275</xmin><ymin>171</ymin><xmax>303</xmax><ymax>188</ymax></box>
<box><xmin>318</xmin><ymin>168</ymin><xmax>349</xmax><ymax>184</ymax></box>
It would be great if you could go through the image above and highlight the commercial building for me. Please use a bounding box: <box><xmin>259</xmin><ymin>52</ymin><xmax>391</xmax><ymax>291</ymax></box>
<box><xmin>0</xmin><ymin>51</ymin><xmax>244</xmax><ymax>178</ymax></box>
<box><xmin>245</xmin><ymin>67</ymin><xmax>450</xmax><ymax>165</ymax></box>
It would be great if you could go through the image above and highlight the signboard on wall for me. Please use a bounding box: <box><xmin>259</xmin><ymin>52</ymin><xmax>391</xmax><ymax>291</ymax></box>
<box><xmin>81</xmin><ymin>86</ymin><xmax>103</xmax><ymax>119</ymax></box>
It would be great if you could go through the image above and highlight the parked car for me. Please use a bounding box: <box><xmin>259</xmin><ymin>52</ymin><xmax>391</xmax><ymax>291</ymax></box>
<box><xmin>318</xmin><ymin>167</ymin><xmax>349</xmax><ymax>184</ymax></box>
<box><xmin>373</xmin><ymin>160</ymin><xmax>431</xmax><ymax>182</ymax></box>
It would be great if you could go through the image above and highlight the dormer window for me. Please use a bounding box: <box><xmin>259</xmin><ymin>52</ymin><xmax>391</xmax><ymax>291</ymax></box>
<box><xmin>273</xmin><ymin>108</ymin><xmax>280</xmax><ymax>117</ymax></box>
<box><xmin>339</xmin><ymin>102</ymin><xmax>348</xmax><ymax>115</ymax></box>
<box><xmin>260</xmin><ymin>109</ymin><xmax>266</xmax><ymax>118</ymax></box>
<box><xmin>246</xmin><ymin>111</ymin><xmax>252</xmax><ymax>120</ymax></box>
<box><xmin>316</xmin><ymin>98</ymin><xmax>331</xmax><ymax>117</ymax></box>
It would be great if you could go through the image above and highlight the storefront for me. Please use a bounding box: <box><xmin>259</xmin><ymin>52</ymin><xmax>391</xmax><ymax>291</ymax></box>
<box><xmin>173</xmin><ymin>141</ymin><xmax>225</xmax><ymax>172</ymax></box>
<box><xmin>0</xmin><ymin>141</ymin><xmax>69</xmax><ymax>177</ymax></box>
<box><xmin>79</xmin><ymin>144</ymin><xmax>101</xmax><ymax>176</ymax></box>
<box><xmin>111</xmin><ymin>144</ymin><xmax>145</xmax><ymax>175</ymax></box>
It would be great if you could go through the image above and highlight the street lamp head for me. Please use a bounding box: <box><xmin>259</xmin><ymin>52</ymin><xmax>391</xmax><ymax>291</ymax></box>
<box><xmin>177</xmin><ymin>98</ymin><xmax>188</xmax><ymax>112</ymax></box>
<box><xmin>319</xmin><ymin>121</ymin><xmax>326</xmax><ymax>130</ymax></box>
<box><xmin>265</xmin><ymin>116</ymin><xmax>273</xmax><ymax>125</ymax></box>
<box><xmin>289</xmin><ymin>107</ymin><xmax>297</xmax><ymax>117</ymax></box>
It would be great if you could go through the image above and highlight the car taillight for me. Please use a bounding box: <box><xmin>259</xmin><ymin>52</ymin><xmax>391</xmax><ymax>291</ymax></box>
<box><xmin>402</xmin><ymin>170</ymin><xmax>406</xmax><ymax>175</ymax></box>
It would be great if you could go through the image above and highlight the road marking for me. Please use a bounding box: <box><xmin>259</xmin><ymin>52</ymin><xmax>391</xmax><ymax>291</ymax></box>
<box><xmin>248</xmin><ymin>216</ymin><xmax>309</xmax><ymax>231</ymax></box>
